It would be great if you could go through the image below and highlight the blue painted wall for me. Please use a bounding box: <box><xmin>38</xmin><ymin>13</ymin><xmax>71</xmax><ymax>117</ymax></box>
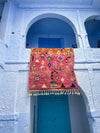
<box><xmin>0</xmin><ymin>1</ymin><xmax>100</xmax><ymax>133</ymax></box>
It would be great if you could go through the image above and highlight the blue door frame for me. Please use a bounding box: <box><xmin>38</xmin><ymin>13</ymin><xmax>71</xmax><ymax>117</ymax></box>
<box><xmin>36</xmin><ymin>37</ymin><xmax>71</xmax><ymax>133</ymax></box>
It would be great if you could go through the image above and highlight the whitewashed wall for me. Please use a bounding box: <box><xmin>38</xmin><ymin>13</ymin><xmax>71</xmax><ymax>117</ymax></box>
<box><xmin>0</xmin><ymin>1</ymin><xmax>100</xmax><ymax>133</ymax></box>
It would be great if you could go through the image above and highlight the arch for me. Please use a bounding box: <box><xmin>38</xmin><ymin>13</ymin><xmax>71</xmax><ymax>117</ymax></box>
<box><xmin>25</xmin><ymin>13</ymin><xmax>78</xmax><ymax>37</ymax></box>
<box><xmin>84</xmin><ymin>15</ymin><xmax>100</xmax><ymax>48</ymax></box>
<box><xmin>78</xmin><ymin>86</ymin><xmax>90</xmax><ymax>111</ymax></box>
<box><xmin>25</xmin><ymin>13</ymin><xmax>78</xmax><ymax>48</ymax></box>
<box><xmin>68</xmin><ymin>86</ymin><xmax>91</xmax><ymax>133</ymax></box>
<box><xmin>30</xmin><ymin>86</ymin><xmax>91</xmax><ymax>133</ymax></box>
<box><xmin>85</xmin><ymin>15</ymin><xmax>100</xmax><ymax>23</ymax></box>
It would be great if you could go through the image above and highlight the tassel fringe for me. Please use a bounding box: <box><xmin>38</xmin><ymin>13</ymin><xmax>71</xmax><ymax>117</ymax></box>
<box><xmin>28</xmin><ymin>90</ymin><xmax>80</xmax><ymax>96</ymax></box>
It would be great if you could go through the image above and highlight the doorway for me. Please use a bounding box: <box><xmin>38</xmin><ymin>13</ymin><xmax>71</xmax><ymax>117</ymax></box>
<box><xmin>36</xmin><ymin>36</ymin><xmax>72</xmax><ymax>133</ymax></box>
<box><xmin>27</xmin><ymin>15</ymin><xmax>90</xmax><ymax>133</ymax></box>
<box><xmin>37</xmin><ymin>95</ymin><xmax>71</xmax><ymax>133</ymax></box>
<box><xmin>38</xmin><ymin>37</ymin><xmax>63</xmax><ymax>48</ymax></box>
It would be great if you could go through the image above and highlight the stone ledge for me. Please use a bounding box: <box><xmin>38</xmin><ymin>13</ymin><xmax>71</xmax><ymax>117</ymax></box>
<box><xmin>4</xmin><ymin>60</ymin><xmax>100</xmax><ymax>64</ymax></box>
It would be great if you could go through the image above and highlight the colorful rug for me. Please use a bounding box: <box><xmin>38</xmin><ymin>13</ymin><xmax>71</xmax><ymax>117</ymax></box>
<box><xmin>28</xmin><ymin>48</ymin><xmax>79</xmax><ymax>96</ymax></box>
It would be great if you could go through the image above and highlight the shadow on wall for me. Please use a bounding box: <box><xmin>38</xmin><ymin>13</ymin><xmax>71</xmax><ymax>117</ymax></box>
<box><xmin>68</xmin><ymin>86</ymin><xmax>91</xmax><ymax>133</ymax></box>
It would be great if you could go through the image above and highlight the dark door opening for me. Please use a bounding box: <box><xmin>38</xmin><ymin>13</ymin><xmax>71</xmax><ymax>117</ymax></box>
<box><xmin>38</xmin><ymin>37</ymin><xmax>63</xmax><ymax>48</ymax></box>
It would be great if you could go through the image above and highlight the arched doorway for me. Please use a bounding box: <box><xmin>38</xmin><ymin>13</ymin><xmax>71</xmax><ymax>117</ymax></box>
<box><xmin>27</xmin><ymin>14</ymin><xmax>90</xmax><ymax>133</ymax></box>
<box><xmin>30</xmin><ymin>88</ymin><xmax>90</xmax><ymax>133</ymax></box>
<box><xmin>68</xmin><ymin>86</ymin><xmax>90</xmax><ymax>133</ymax></box>
<box><xmin>84</xmin><ymin>15</ymin><xmax>100</xmax><ymax>48</ymax></box>
<box><xmin>26</xmin><ymin>14</ymin><xmax>78</xmax><ymax>49</ymax></box>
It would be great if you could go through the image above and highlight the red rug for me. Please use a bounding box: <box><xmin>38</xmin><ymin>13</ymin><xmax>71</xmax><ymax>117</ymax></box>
<box><xmin>28</xmin><ymin>48</ymin><xmax>79</xmax><ymax>95</ymax></box>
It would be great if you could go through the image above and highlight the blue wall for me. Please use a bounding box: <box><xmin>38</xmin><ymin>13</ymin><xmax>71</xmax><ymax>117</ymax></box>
<box><xmin>1</xmin><ymin>1</ymin><xmax>100</xmax><ymax>133</ymax></box>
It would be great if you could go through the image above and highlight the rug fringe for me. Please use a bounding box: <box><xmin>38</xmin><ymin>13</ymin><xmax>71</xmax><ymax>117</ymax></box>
<box><xmin>28</xmin><ymin>90</ymin><xmax>80</xmax><ymax>96</ymax></box>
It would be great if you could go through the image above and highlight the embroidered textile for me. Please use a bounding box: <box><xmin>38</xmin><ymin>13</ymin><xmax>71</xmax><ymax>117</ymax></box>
<box><xmin>28</xmin><ymin>48</ymin><xmax>79</xmax><ymax>95</ymax></box>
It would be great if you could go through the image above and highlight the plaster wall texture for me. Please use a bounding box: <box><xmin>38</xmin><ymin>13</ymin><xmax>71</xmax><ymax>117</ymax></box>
<box><xmin>0</xmin><ymin>1</ymin><xmax>100</xmax><ymax>133</ymax></box>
